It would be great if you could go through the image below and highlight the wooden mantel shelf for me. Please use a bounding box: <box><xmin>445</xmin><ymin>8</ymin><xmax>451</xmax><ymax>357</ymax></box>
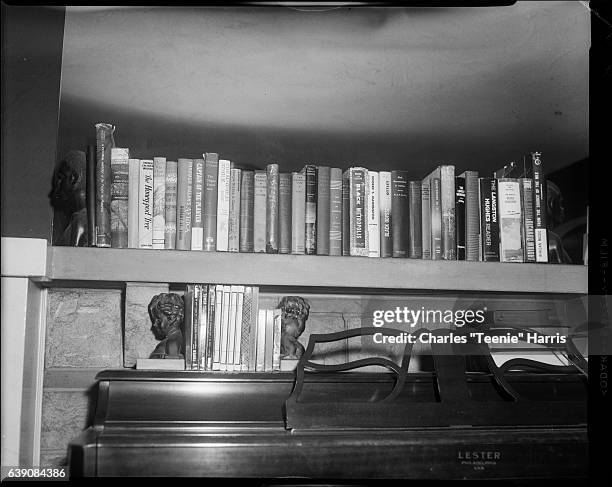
<box><xmin>44</xmin><ymin>246</ymin><xmax>587</xmax><ymax>294</ymax></box>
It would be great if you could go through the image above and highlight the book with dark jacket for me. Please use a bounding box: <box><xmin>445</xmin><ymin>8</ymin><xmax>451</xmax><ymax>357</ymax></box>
<box><xmin>303</xmin><ymin>165</ymin><xmax>318</xmax><ymax>255</ymax></box>
<box><xmin>95</xmin><ymin>123</ymin><xmax>115</xmax><ymax>247</ymax></box>
<box><xmin>479</xmin><ymin>177</ymin><xmax>500</xmax><ymax>261</ymax></box>
<box><xmin>420</xmin><ymin>176</ymin><xmax>431</xmax><ymax>259</ymax></box>
<box><xmin>291</xmin><ymin>172</ymin><xmax>305</xmax><ymax>254</ymax></box>
<box><xmin>329</xmin><ymin>168</ymin><xmax>343</xmax><ymax>256</ymax></box>
<box><xmin>228</xmin><ymin>167</ymin><xmax>242</xmax><ymax>252</ymax></box>
<box><xmin>190</xmin><ymin>158</ymin><xmax>205</xmax><ymax>251</ymax></box>
<box><xmin>341</xmin><ymin>174</ymin><xmax>350</xmax><ymax>256</ymax></box>
<box><xmin>528</xmin><ymin>152</ymin><xmax>548</xmax><ymax>262</ymax></box>
<box><xmin>520</xmin><ymin>177</ymin><xmax>536</xmax><ymax>262</ymax></box>
<box><xmin>458</xmin><ymin>170</ymin><xmax>479</xmax><ymax>261</ymax></box>
<box><xmin>379</xmin><ymin>171</ymin><xmax>392</xmax><ymax>258</ymax></box>
<box><xmin>408</xmin><ymin>180</ymin><xmax>422</xmax><ymax>259</ymax></box>
<box><xmin>455</xmin><ymin>176</ymin><xmax>466</xmax><ymax>260</ymax></box>
<box><xmin>391</xmin><ymin>170</ymin><xmax>409</xmax><ymax>258</ymax></box>
<box><xmin>316</xmin><ymin>166</ymin><xmax>331</xmax><ymax>255</ymax></box>
<box><xmin>278</xmin><ymin>172</ymin><xmax>292</xmax><ymax>254</ymax></box>
<box><xmin>345</xmin><ymin>167</ymin><xmax>369</xmax><ymax>256</ymax></box>
<box><xmin>110</xmin><ymin>147</ymin><xmax>129</xmax><ymax>248</ymax></box>
<box><xmin>202</xmin><ymin>153</ymin><xmax>219</xmax><ymax>251</ymax></box>
<box><xmin>266</xmin><ymin>163</ymin><xmax>280</xmax><ymax>253</ymax></box>
<box><xmin>239</xmin><ymin>171</ymin><xmax>254</xmax><ymax>252</ymax></box>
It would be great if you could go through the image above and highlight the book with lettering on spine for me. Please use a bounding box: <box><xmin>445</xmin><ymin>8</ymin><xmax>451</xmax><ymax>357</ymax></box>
<box><xmin>367</xmin><ymin>171</ymin><xmax>380</xmax><ymax>258</ymax></box>
<box><xmin>127</xmin><ymin>158</ymin><xmax>140</xmax><ymax>248</ymax></box>
<box><xmin>202</xmin><ymin>153</ymin><xmax>219</xmax><ymax>251</ymax></box>
<box><xmin>479</xmin><ymin>177</ymin><xmax>500</xmax><ymax>261</ymax></box>
<box><xmin>291</xmin><ymin>172</ymin><xmax>306</xmax><ymax>254</ymax></box>
<box><xmin>253</xmin><ymin>170</ymin><xmax>267</xmax><ymax>253</ymax></box>
<box><xmin>266</xmin><ymin>163</ymin><xmax>280</xmax><ymax>253</ymax></box>
<box><xmin>197</xmin><ymin>285</ymin><xmax>209</xmax><ymax>371</ymax></box>
<box><xmin>256</xmin><ymin>308</ymin><xmax>267</xmax><ymax>372</ymax></box>
<box><xmin>95</xmin><ymin>123</ymin><xmax>115</xmax><ymax>247</ymax></box>
<box><xmin>378</xmin><ymin>171</ymin><xmax>392</xmax><ymax>258</ymax></box>
<box><xmin>440</xmin><ymin>165</ymin><xmax>456</xmax><ymax>260</ymax></box>
<box><xmin>176</xmin><ymin>158</ymin><xmax>193</xmax><ymax>250</ymax></box>
<box><xmin>329</xmin><ymin>168</ymin><xmax>343</xmax><ymax>256</ymax></box>
<box><xmin>229</xmin><ymin>167</ymin><xmax>242</xmax><ymax>252</ymax></box>
<box><xmin>219</xmin><ymin>285</ymin><xmax>231</xmax><ymax>371</ymax></box>
<box><xmin>217</xmin><ymin>159</ymin><xmax>231</xmax><ymax>251</ymax></box>
<box><xmin>233</xmin><ymin>286</ymin><xmax>245</xmax><ymax>371</ymax></box>
<box><xmin>279</xmin><ymin>172</ymin><xmax>292</xmax><ymax>254</ymax></box>
<box><xmin>204</xmin><ymin>285</ymin><xmax>216</xmax><ymax>370</ymax></box>
<box><xmin>346</xmin><ymin>167</ymin><xmax>369</xmax><ymax>257</ymax></box>
<box><xmin>408</xmin><ymin>180</ymin><xmax>422</xmax><ymax>259</ymax></box>
<box><xmin>497</xmin><ymin>178</ymin><xmax>524</xmax><ymax>263</ymax></box>
<box><xmin>455</xmin><ymin>176</ymin><xmax>466</xmax><ymax>260</ymax></box>
<box><xmin>184</xmin><ymin>284</ymin><xmax>195</xmax><ymax>370</ymax></box>
<box><xmin>272</xmin><ymin>308</ymin><xmax>282</xmax><ymax>371</ymax></box>
<box><xmin>459</xmin><ymin>170</ymin><xmax>480</xmax><ymax>261</ymax></box>
<box><xmin>86</xmin><ymin>145</ymin><xmax>96</xmax><ymax>246</ymax></box>
<box><xmin>249</xmin><ymin>287</ymin><xmax>260</xmax><ymax>372</ymax></box>
<box><xmin>303</xmin><ymin>165</ymin><xmax>318</xmax><ymax>255</ymax></box>
<box><xmin>110</xmin><ymin>147</ymin><xmax>129</xmax><ymax>248</ymax></box>
<box><xmin>240</xmin><ymin>286</ymin><xmax>254</xmax><ymax>371</ymax></box>
<box><xmin>239</xmin><ymin>171</ymin><xmax>255</xmax><ymax>252</ymax></box>
<box><xmin>391</xmin><ymin>170</ymin><xmax>409</xmax><ymax>258</ymax></box>
<box><xmin>138</xmin><ymin>159</ymin><xmax>154</xmax><ymax>249</ymax></box>
<box><xmin>520</xmin><ymin>177</ymin><xmax>536</xmax><ymax>263</ymax></box>
<box><xmin>164</xmin><ymin>161</ymin><xmax>178</xmax><ymax>249</ymax></box>
<box><xmin>191</xmin><ymin>284</ymin><xmax>201</xmax><ymax>370</ymax></box>
<box><xmin>152</xmin><ymin>157</ymin><xmax>166</xmax><ymax>249</ymax></box>
<box><xmin>212</xmin><ymin>286</ymin><xmax>224</xmax><ymax>371</ymax></box>
<box><xmin>190</xmin><ymin>158</ymin><xmax>204</xmax><ymax>251</ymax></box>
<box><xmin>316</xmin><ymin>166</ymin><xmax>331</xmax><ymax>255</ymax></box>
<box><xmin>226</xmin><ymin>286</ymin><xmax>238</xmax><ymax>371</ymax></box>
<box><xmin>420</xmin><ymin>176</ymin><xmax>431</xmax><ymax>259</ymax></box>
<box><xmin>528</xmin><ymin>152</ymin><xmax>548</xmax><ymax>262</ymax></box>
<box><xmin>430</xmin><ymin>177</ymin><xmax>442</xmax><ymax>260</ymax></box>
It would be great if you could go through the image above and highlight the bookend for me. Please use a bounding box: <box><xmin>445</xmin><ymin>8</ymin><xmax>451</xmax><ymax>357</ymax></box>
<box><xmin>284</xmin><ymin>327</ymin><xmax>587</xmax><ymax>430</ymax></box>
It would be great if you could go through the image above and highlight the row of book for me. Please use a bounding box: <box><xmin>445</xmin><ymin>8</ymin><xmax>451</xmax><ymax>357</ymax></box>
<box><xmin>94</xmin><ymin>124</ymin><xmax>549</xmax><ymax>262</ymax></box>
<box><xmin>184</xmin><ymin>284</ymin><xmax>287</xmax><ymax>372</ymax></box>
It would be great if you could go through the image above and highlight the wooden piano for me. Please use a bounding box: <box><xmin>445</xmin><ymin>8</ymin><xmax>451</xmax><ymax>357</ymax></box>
<box><xmin>69</xmin><ymin>328</ymin><xmax>588</xmax><ymax>480</ymax></box>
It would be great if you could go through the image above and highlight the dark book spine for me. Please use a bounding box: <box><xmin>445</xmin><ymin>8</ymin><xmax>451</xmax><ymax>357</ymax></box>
<box><xmin>184</xmin><ymin>285</ymin><xmax>194</xmax><ymax>370</ymax></box>
<box><xmin>455</xmin><ymin>177</ymin><xmax>466</xmax><ymax>260</ymax></box>
<box><xmin>316</xmin><ymin>166</ymin><xmax>331</xmax><ymax>255</ymax></box>
<box><xmin>341</xmin><ymin>174</ymin><xmax>350</xmax><ymax>256</ymax></box>
<box><xmin>380</xmin><ymin>172</ymin><xmax>393</xmax><ymax>258</ymax></box>
<box><xmin>530</xmin><ymin>151</ymin><xmax>548</xmax><ymax>262</ymax></box>
<box><xmin>239</xmin><ymin>171</ymin><xmax>254</xmax><ymax>252</ymax></box>
<box><xmin>205</xmin><ymin>285</ymin><xmax>216</xmax><ymax>370</ymax></box>
<box><xmin>86</xmin><ymin>144</ymin><xmax>96</xmax><ymax>246</ymax></box>
<box><xmin>202</xmin><ymin>154</ymin><xmax>219</xmax><ymax>252</ymax></box>
<box><xmin>197</xmin><ymin>285</ymin><xmax>208</xmax><ymax>370</ymax></box>
<box><xmin>190</xmin><ymin>158</ymin><xmax>205</xmax><ymax>251</ymax></box>
<box><xmin>95</xmin><ymin>123</ymin><xmax>115</xmax><ymax>247</ymax></box>
<box><xmin>329</xmin><ymin>168</ymin><xmax>343</xmax><ymax>256</ymax></box>
<box><xmin>110</xmin><ymin>148</ymin><xmax>129</xmax><ymax>248</ymax></box>
<box><xmin>266</xmin><ymin>163</ymin><xmax>280</xmax><ymax>253</ymax></box>
<box><xmin>278</xmin><ymin>172</ymin><xmax>292</xmax><ymax>254</ymax></box>
<box><xmin>304</xmin><ymin>165</ymin><xmax>318</xmax><ymax>255</ymax></box>
<box><xmin>228</xmin><ymin>168</ymin><xmax>241</xmax><ymax>252</ymax></box>
<box><xmin>520</xmin><ymin>178</ymin><xmax>536</xmax><ymax>262</ymax></box>
<box><xmin>350</xmin><ymin>168</ymin><xmax>368</xmax><ymax>256</ymax></box>
<box><xmin>192</xmin><ymin>285</ymin><xmax>200</xmax><ymax>370</ymax></box>
<box><xmin>431</xmin><ymin>178</ymin><xmax>442</xmax><ymax>260</ymax></box>
<box><xmin>253</xmin><ymin>170</ymin><xmax>267</xmax><ymax>253</ymax></box>
<box><xmin>479</xmin><ymin>177</ymin><xmax>500</xmax><ymax>261</ymax></box>
<box><xmin>408</xmin><ymin>180</ymin><xmax>422</xmax><ymax>259</ymax></box>
<box><xmin>420</xmin><ymin>178</ymin><xmax>431</xmax><ymax>259</ymax></box>
<box><xmin>463</xmin><ymin>171</ymin><xmax>480</xmax><ymax>261</ymax></box>
<box><xmin>440</xmin><ymin>165</ymin><xmax>456</xmax><ymax>260</ymax></box>
<box><xmin>391</xmin><ymin>170</ymin><xmax>409</xmax><ymax>258</ymax></box>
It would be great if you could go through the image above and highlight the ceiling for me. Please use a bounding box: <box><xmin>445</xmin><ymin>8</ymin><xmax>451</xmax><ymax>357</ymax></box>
<box><xmin>58</xmin><ymin>2</ymin><xmax>589</xmax><ymax>175</ymax></box>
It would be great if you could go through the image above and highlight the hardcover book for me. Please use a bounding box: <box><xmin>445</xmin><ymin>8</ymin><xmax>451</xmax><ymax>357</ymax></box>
<box><xmin>152</xmin><ymin>157</ymin><xmax>166</xmax><ymax>249</ymax></box>
<box><xmin>266</xmin><ymin>163</ymin><xmax>280</xmax><ymax>253</ymax></box>
<box><xmin>219</xmin><ymin>285</ymin><xmax>232</xmax><ymax>371</ymax></box>
<box><xmin>316</xmin><ymin>166</ymin><xmax>331</xmax><ymax>255</ymax></box>
<box><xmin>204</xmin><ymin>285</ymin><xmax>216</xmax><ymax>370</ymax></box>
<box><xmin>291</xmin><ymin>172</ymin><xmax>306</xmax><ymax>254</ymax></box>
<box><xmin>256</xmin><ymin>308</ymin><xmax>266</xmax><ymax>372</ymax></box>
<box><xmin>520</xmin><ymin>177</ymin><xmax>536</xmax><ymax>263</ymax></box>
<box><xmin>110</xmin><ymin>147</ymin><xmax>129</xmax><ymax>248</ymax></box>
<box><xmin>138</xmin><ymin>159</ymin><xmax>154</xmax><ymax>249</ymax></box>
<box><xmin>303</xmin><ymin>165</ymin><xmax>318</xmax><ymax>255</ymax></box>
<box><xmin>455</xmin><ymin>176</ymin><xmax>466</xmax><ymax>260</ymax></box>
<box><xmin>216</xmin><ymin>159</ymin><xmax>231</xmax><ymax>252</ymax></box>
<box><xmin>497</xmin><ymin>178</ymin><xmax>524</xmax><ymax>263</ymax></box>
<box><xmin>86</xmin><ymin>145</ymin><xmax>96</xmax><ymax>246</ymax></box>
<box><xmin>367</xmin><ymin>171</ymin><xmax>380</xmax><ymax>258</ymax></box>
<box><xmin>430</xmin><ymin>177</ymin><xmax>442</xmax><ymax>260</ymax></box>
<box><xmin>226</xmin><ymin>285</ymin><xmax>239</xmax><ymax>371</ymax></box>
<box><xmin>279</xmin><ymin>172</ymin><xmax>292</xmax><ymax>254</ymax></box>
<box><xmin>420</xmin><ymin>176</ymin><xmax>431</xmax><ymax>259</ymax></box>
<box><xmin>95</xmin><ymin>122</ymin><xmax>115</xmax><ymax>247</ymax></box>
<box><xmin>408</xmin><ymin>180</ymin><xmax>422</xmax><ymax>259</ymax></box>
<box><xmin>528</xmin><ymin>152</ymin><xmax>548</xmax><ymax>263</ymax></box>
<box><xmin>202</xmin><ymin>153</ymin><xmax>219</xmax><ymax>251</ymax></box>
<box><xmin>249</xmin><ymin>287</ymin><xmax>260</xmax><ymax>372</ymax></box>
<box><xmin>479</xmin><ymin>177</ymin><xmax>500</xmax><ymax>262</ymax></box>
<box><xmin>190</xmin><ymin>158</ymin><xmax>205</xmax><ymax>251</ymax></box>
<box><xmin>264</xmin><ymin>309</ymin><xmax>274</xmax><ymax>372</ymax></box>
<box><xmin>459</xmin><ymin>170</ymin><xmax>480</xmax><ymax>261</ymax></box>
<box><xmin>197</xmin><ymin>285</ymin><xmax>209</xmax><ymax>371</ymax></box>
<box><xmin>240</xmin><ymin>286</ymin><xmax>254</xmax><ymax>371</ymax></box>
<box><xmin>164</xmin><ymin>161</ymin><xmax>178</xmax><ymax>249</ymax></box>
<box><xmin>176</xmin><ymin>158</ymin><xmax>193</xmax><ymax>250</ymax></box>
<box><xmin>391</xmin><ymin>170</ymin><xmax>409</xmax><ymax>258</ymax></box>
<box><xmin>440</xmin><ymin>165</ymin><xmax>456</xmax><ymax>260</ymax></box>
<box><xmin>127</xmin><ymin>158</ymin><xmax>140</xmax><ymax>248</ymax></box>
<box><xmin>233</xmin><ymin>286</ymin><xmax>245</xmax><ymax>370</ymax></box>
<box><xmin>341</xmin><ymin>174</ymin><xmax>350</xmax><ymax>256</ymax></box>
<box><xmin>329</xmin><ymin>168</ymin><xmax>343</xmax><ymax>256</ymax></box>
<box><xmin>253</xmin><ymin>170</ymin><xmax>267</xmax><ymax>253</ymax></box>
<box><xmin>183</xmin><ymin>284</ymin><xmax>195</xmax><ymax>371</ymax></box>
<box><xmin>212</xmin><ymin>286</ymin><xmax>224</xmax><ymax>371</ymax></box>
<box><xmin>272</xmin><ymin>308</ymin><xmax>282</xmax><ymax>372</ymax></box>
<box><xmin>191</xmin><ymin>284</ymin><xmax>200</xmax><ymax>370</ymax></box>
<box><xmin>379</xmin><ymin>171</ymin><xmax>393</xmax><ymax>258</ymax></box>
<box><xmin>229</xmin><ymin>167</ymin><xmax>242</xmax><ymax>252</ymax></box>
<box><xmin>347</xmin><ymin>167</ymin><xmax>369</xmax><ymax>257</ymax></box>
<box><xmin>239</xmin><ymin>171</ymin><xmax>255</xmax><ymax>252</ymax></box>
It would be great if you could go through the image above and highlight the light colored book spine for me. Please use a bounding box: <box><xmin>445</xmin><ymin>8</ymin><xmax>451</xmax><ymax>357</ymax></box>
<box><xmin>256</xmin><ymin>308</ymin><xmax>266</xmax><ymax>372</ymax></box>
<box><xmin>212</xmin><ymin>286</ymin><xmax>223</xmax><ymax>371</ymax></box>
<box><xmin>348</xmin><ymin>167</ymin><xmax>369</xmax><ymax>256</ymax></box>
<box><xmin>497</xmin><ymin>178</ymin><xmax>524</xmax><ymax>263</ymax></box>
<box><xmin>190</xmin><ymin>158</ymin><xmax>204</xmax><ymax>251</ymax></box>
<box><xmin>249</xmin><ymin>287</ymin><xmax>260</xmax><ymax>372</ymax></box>
<box><xmin>266</xmin><ymin>163</ymin><xmax>280</xmax><ymax>253</ymax></box>
<box><xmin>379</xmin><ymin>171</ymin><xmax>392</xmax><ymax>258</ymax></box>
<box><xmin>110</xmin><ymin>147</ymin><xmax>130</xmax><ymax>248</ymax></box>
<box><xmin>216</xmin><ymin>159</ymin><xmax>231</xmax><ymax>251</ymax></box>
<box><xmin>164</xmin><ymin>161</ymin><xmax>177</xmax><ymax>249</ymax></box>
<box><xmin>440</xmin><ymin>165</ymin><xmax>456</xmax><ymax>260</ymax></box>
<box><xmin>176</xmin><ymin>158</ymin><xmax>193</xmax><ymax>250</ymax></box>
<box><xmin>152</xmin><ymin>157</ymin><xmax>166</xmax><ymax>249</ymax></box>
<box><xmin>138</xmin><ymin>159</ymin><xmax>154</xmax><ymax>249</ymax></box>
<box><xmin>460</xmin><ymin>170</ymin><xmax>480</xmax><ymax>261</ymax></box>
<box><xmin>420</xmin><ymin>176</ymin><xmax>431</xmax><ymax>259</ymax></box>
<box><xmin>240</xmin><ymin>287</ymin><xmax>253</xmax><ymax>372</ymax></box>
<box><xmin>228</xmin><ymin>167</ymin><xmax>242</xmax><ymax>252</ymax></box>
<box><xmin>253</xmin><ymin>170</ymin><xmax>267</xmax><ymax>253</ymax></box>
<box><xmin>233</xmin><ymin>286</ymin><xmax>245</xmax><ymax>370</ymax></box>
<box><xmin>367</xmin><ymin>171</ymin><xmax>380</xmax><ymax>257</ymax></box>
<box><xmin>264</xmin><ymin>309</ymin><xmax>274</xmax><ymax>372</ymax></box>
<box><xmin>127</xmin><ymin>158</ymin><xmax>140</xmax><ymax>248</ymax></box>
<box><xmin>226</xmin><ymin>285</ymin><xmax>238</xmax><ymax>372</ymax></box>
<box><xmin>272</xmin><ymin>308</ymin><xmax>282</xmax><ymax>371</ymax></box>
<box><xmin>291</xmin><ymin>172</ymin><xmax>306</xmax><ymax>254</ymax></box>
<box><xmin>329</xmin><ymin>168</ymin><xmax>343</xmax><ymax>256</ymax></box>
<box><xmin>219</xmin><ymin>285</ymin><xmax>231</xmax><ymax>371</ymax></box>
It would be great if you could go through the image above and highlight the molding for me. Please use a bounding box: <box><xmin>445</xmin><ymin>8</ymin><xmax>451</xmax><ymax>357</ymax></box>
<box><xmin>1</xmin><ymin>238</ymin><xmax>48</xmax><ymax>278</ymax></box>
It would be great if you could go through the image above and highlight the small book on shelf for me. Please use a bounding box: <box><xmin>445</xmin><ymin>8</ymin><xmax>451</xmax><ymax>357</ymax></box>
<box><xmin>239</xmin><ymin>170</ymin><xmax>255</xmax><ymax>253</ymax></box>
<box><xmin>110</xmin><ymin>147</ymin><xmax>129</xmax><ymax>248</ymax></box>
<box><xmin>203</xmin><ymin>153</ymin><xmax>219</xmax><ymax>252</ymax></box>
<box><xmin>408</xmin><ymin>180</ymin><xmax>422</xmax><ymax>259</ymax></box>
<box><xmin>176</xmin><ymin>158</ymin><xmax>193</xmax><ymax>250</ymax></box>
<box><xmin>266</xmin><ymin>163</ymin><xmax>280</xmax><ymax>254</ymax></box>
<box><xmin>391</xmin><ymin>170</ymin><xmax>408</xmax><ymax>258</ymax></box>
<box><xmin>316</xmin><ymin>166</ymin><xmax>331</xmax><ymax>255</ymax></box>
<box><xmin>367</xmin><ymin>171</ymin><xmax>380</xmax><ymax>258</ymax></box>
<box><xmin>190</xmin><ymin>158</ymin><xmax>205</xmax><ymax>251</ymax></box>
<box><xmin>152</xmin><ymin>157</ymin><xmax>166</xmax><ymax>249</ymax></box>
<box><xmin>253</xmin><ymin>170</ymin><xmax>267</xmax><ymax>253</ymax></box>
<box><xmin>228</xmin><ymin>167</ymin><xmax>242</xmax><ymax>253</ymax></box>
<box><xmin>458</xmin><ymin>170</ymin><xmax>480</xmax><ymax>261</ymax></box>
<box><xmin>346</xmin><ymin>167</ymin><xmax>369</xmax><ymax>257</ymax></box>
<box><xmin>138</xmin><ymin>159</ymin><xmax>154</xmax><ymax>249</ymax></box>
<box><xmin>497</xmin><ymin>178</ymin><xmax>524</xmax><ymax>263</ymax></box>
<box><xmin>278</xmin><ymin>172</ymin><xmax>292</xmax><ymax>254</ymax></box>
<box><xmin>479</xmin><ymin>177</ymin><xmax>500</xmax><ymax>262</ymax></box>
<box><xmin>127</xmin><ymin>158</ymin><xmax>140</xmax><ymax>249</ymax></box>
<box><xmin>164</xmin><ymin>160</ymin><xmax>178</xmax><ymax>250</ymax></box>
<box><xmin>291</xmin><ymin>172</ymin><xmax>306</xmax><ymax>254</ymax></box>
<box><xmin>329</xmin><ymin>167</ymin><xmax>343</xmax><ymax>256</ymax></box>
<box><xmin>303</xmin><ymin>165</ymin><xmax>318</xmax><ymax>255</ymax></box>
<box><xmin>216</xmin><ymin>159</ymin><xmax>231</xmax><ymax>252</ymax></box>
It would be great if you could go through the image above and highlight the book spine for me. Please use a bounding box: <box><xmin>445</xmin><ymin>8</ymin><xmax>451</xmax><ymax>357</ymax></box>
<box><xmin>138</xmin><ymin>159</ymin><xmax>154</xmax><ymax>249</ymax></box>
<box><xmin>86</xmin><ymin>145</ymin><xmax>96</xmax><ymax>246</ymax></box>
<box><xmin>329</xmin><ymin>168</ymin><xmax>343</xmax><ymax>256</ymax></box>
<box><xmin>233</xmin><ymin>286</ymin><xmax>245</xmax><ymax>370</ymax></box>
<box><xmin>192</xmin><ymin>284</ymin><xmax>201</xmax><ymax>370</ymax></box>
<box><xmin>272</xmin><ymin>308</ymin><xmax>282</xmax><ymax>371</ymax></box>
<box><xmin>219</xmin><ymin>286</ymin><xmax>231</xmax><ymax>371</ymax></box>
<box><xmin>367</xmin><ymin>171</ymin><xmax>380</xmax><ymax>258</ymax></box>
<box><xmin>431</xmin><ymin>177</ymin><xmax>442</xmax><ymax>260</ymax></box>
<box><xmin>240</xmin><ymin>287</ymin><xmax>253</xmax><ymax>371</ymax></box>
<box><xmin>421</xmin><ymin>177</ymin><xmax>431</xmax><ymax>259</ymax></box>
<box><xmin>291</xmin><ymin>173</ymin><xmax>306</xmax><ymax>254</ymax></box>
<box><xmin>227</xmin><ymin>287</ymin><xmax>238</xmax><ymax>371</ymax></box>
<box><xmin>205</xmin><ymin>285</ymin><xmax>216</xmax><ymax>370</ymax></box>
<box><xmin>316</xmin><ymin>166</ymin><xmax>331</xmax><ymax>255</ymax></box>
<box><xmin>190</xmin><ymin>158</ymin><xmax>204</xmax><ymax>251</ymax></box>
<box><xmin>349</xmin><ymin>168</ymin><xmax>369</xmax><ymax>256</ymax></box>
<box><xmin>391</xmin><ymin>170</ymin><xmax>409</xmax><ymax>258</ymax></box>
<box><xmin>164</xmin><ymin>161</ymin><xmax>177</xmax><ymax>249</ymax></box>
<box><xmin>341</xmin><ymin>173</ymin><xmax>350</xmax><ymax>256</ymax></box>
<box><xmin>256</xmin><ymin>308</ymin><xmax>266</xmax><ymax>372</ymax></box>
<box><xmin>95</xmin><ymin>123</ymin><xmax>115</xmax><ymax>247</ymax></box>
<box><xmin>253</xmin><ymin>170</ymin><xmax>267</xmax><ymax>253</ymax></box>
<box><xmin>229</xmin><ymin>168</ymin><xmax>242</xmax><ymax>252</ymax></box>
<box><xmin>279</xmin><ymin>172</ymin><xmax>292</xmax><ymax>254</ymax></box>
<box><xmin>530</xmin><ymin>151</ymin><xmax>548</xmax><ymax>262</ymax></box>
<box><xmin>203</xmin><ymin>153</ymin><xmax>219</xmax><ymax>251</ymax></box>
<box><xmin>197</xmin><ymin>285</ymin><xmax>208</xmax><ymax>370</ymax></box>
<box><xmin>408</xmin><ymin>180</ymin><xmax>422</xmax><ymax>259</ymax></box>
<box><xmin>264</xmin><ymin>309</ymin><xmax>274</xmax><ymax>372</ymax></box>
<box><xmin>304</xmin><ymin>165</ymin><xmax>318</xmax><ymax>255</ymax></box>
<box><xmin>176</xmin><ymin>159</ymin><xmax>193</xmax><ymax>250</ymax></box>
<box><xmin>239</xmin><ymin>171</ymin><xmax>255</xmax><ymax>252</ymax></box>
<box><xmin>249</xmin><ymin>287</ymin><xmax>260</xmax><ymax>372</ymax></box>
<box><xmin>479</xmin><ymin>177</ymin><xmax>500</xmax><ymax>261</ymax></box>
<box><xmin>463</xmin><ymin>171</ymin><xmax>480</xmax><ymax>261</ymax></box>
<box><xmin>440</xmin><ymin>165</ymin><xmax>456</xmax><ymax>260</ymax></box>
<box><xmin>183</xmin><ymin>285</ymin><xmax>194</xmax><ymax>370</ymax></box>
<box><xmin>127</xmin><ymin>158</ymin><xmax>140</xmax><ymax>248</ymax></box>
<box><xmin>212</xmin><ymin>287</ymin><xmax>223</xmax><ymax>371</ymax></box>
<box><xmin>379</xmin><ymin>171</ymin><xmax>392</xmax><ymax>258</ymax></box>
<box><xmin>110</xmin><ymin>147</ymin><xmax>129</xmax><ymax>248</ymax></box>
<box><xmin>497</xmin><ymin>178</ymin><xmax>524</xmax><ymax>263</ymax></box>
<box><xmin>455</xmin><ymin>177</ymin><xmax>466</xmax><ymax>260</ymax></box>
<box><xmin>266</xmin><ymin>163</ymin><xmax>280</xmax><ymax>253</ymax></box>
<box><xmin>216</xmin><ymin>159</ymin><xmax>231</xmax><ymax>251</ymax></box>
<box><xmin>520</xmin><ymin>177</ymin><xmax>536</xmax><ymax>263</ymax></box>
<box><xmin>152</xmin><ymin>157</ymin><xmax>166</xmax><ymax>249</ymax></box>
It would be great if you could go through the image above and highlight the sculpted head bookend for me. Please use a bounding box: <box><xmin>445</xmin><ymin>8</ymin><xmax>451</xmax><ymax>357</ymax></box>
<box><xmin>148</xmin><ymin>293</ymin><xmax>185</xmax><ymax>359</ymax></box>
<box><xmin>278</xmin><ymin>296</ymin><xmax>310</xmax><ymax>360</ymax></box>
